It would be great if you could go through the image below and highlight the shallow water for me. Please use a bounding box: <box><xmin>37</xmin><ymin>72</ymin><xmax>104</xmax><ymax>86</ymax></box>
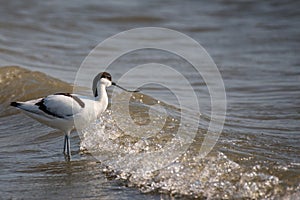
<box><xmin>0</xmin><ymin>0</ymin><xmax>300</xmax><ymax>199</ymax></box>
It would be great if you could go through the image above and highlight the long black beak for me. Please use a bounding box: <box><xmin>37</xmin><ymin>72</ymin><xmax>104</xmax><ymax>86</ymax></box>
<box><xmin>112</xmin><ymin>82</ymin><xmax>140</xmax><ymax>92</ymax></box>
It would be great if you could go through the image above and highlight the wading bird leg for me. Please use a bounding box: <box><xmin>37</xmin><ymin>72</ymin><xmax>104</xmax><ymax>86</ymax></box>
<box><xmin>63</xmin><ymin>132</ymin><xmax>71</xmax><ymax>161</ymax></box>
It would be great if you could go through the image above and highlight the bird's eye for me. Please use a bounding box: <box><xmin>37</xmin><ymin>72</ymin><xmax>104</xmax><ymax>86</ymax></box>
<box><xmin>105</xmin><ymin>74</ymin><xmax>111</xmax><ymax>81</ymax></box>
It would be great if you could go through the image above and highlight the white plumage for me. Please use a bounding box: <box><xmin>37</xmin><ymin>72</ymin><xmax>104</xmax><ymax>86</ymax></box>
<box><xmin>11</xmin><ymin>72</ymin><xmax>114</xmax><ymax>160</ymax></box>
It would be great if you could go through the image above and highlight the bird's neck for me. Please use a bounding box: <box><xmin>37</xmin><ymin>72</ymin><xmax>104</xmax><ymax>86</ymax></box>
<box><xmin>95</xmin><ymin>84</ymin><xmax>108</xmax><ymax>104</ymax></box>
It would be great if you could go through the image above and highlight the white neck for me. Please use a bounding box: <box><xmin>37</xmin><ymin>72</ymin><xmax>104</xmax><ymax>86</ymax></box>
<box><xmin>95</xmin><ymin>84</ymin><xmax>108</xmax><ymax>112</ymax></box>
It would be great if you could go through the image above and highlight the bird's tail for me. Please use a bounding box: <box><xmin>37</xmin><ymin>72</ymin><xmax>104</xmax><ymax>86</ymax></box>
<box><xmin>10</xmin><ymin>101</ymin><xmax>41</xmax><ymax>115</ymax></box>
<box><xmin>10</xmin><ymin>102</ymin><xmax>22</xmax><ymax>107</ymax></box>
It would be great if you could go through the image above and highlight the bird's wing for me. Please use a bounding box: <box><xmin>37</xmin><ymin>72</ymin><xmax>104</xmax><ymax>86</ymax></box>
<box><xmin>35</xmin><ymin>93</ymin><xmax>85</xmax><ymax>118</ymax></box>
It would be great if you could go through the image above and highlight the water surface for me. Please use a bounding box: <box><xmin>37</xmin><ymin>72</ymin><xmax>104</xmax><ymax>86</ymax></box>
<box><xmin>0</xmin><ymin>0</ymin><xmax>299</xmax><ymax>199</ymax></box>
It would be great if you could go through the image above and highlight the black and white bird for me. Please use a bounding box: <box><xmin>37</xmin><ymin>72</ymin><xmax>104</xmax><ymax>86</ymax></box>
<box><xmin>10</xmin><ymin>72</ymin><xmax>137</xmax><ymax>160</ymax></box>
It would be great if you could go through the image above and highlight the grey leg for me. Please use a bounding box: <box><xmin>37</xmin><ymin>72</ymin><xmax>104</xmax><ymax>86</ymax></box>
<box><xmin>63</xmin><ymin>134</ymin><xmax>67</xmax><ymax>154</ymax></box>
<box><xmin>63</xmin><ymin>133</ymin><xmax>71</xmax><ymax>161</ymax></box>
<box><xmin>66</xmin><ymin>134</ymin><xmax>71</xmax><ymax>158</ymax></box>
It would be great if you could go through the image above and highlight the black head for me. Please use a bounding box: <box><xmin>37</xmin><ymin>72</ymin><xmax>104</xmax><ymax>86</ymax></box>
<box><xmin>92</xmin><ymin>72</ymin><xmax>112</xmax><ymax>97</ymax></box>
<box><xmin>100</xmin><ymin>72</ymin><xmax>112</xmax><ymax>81</ymax></box>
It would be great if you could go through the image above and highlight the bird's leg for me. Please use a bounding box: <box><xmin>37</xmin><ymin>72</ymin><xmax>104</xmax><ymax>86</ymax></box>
<box><xmin>66</xmin><ymin>134</ymin><xmax>71</xmax><ymax>158</ymax></box>
<box><xmin>63</xmin><ymin>132</ymin><xmax>71</xmax><ymax>161</ymax></box>
<box><xmin>63</xmin><ymin>134</ymin><xmax>67</xmax><ymax>154</ymax></box>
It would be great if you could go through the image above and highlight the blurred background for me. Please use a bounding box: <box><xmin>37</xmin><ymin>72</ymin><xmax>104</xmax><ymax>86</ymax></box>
<box><xmin>0</xmin><ymin>0</ymin><xmax>299</xmax><ymax>199</ymax></box>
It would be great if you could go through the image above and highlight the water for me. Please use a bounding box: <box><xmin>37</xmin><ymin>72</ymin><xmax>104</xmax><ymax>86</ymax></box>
<box><xmin>0</xmin><ymin>0</ymin><xmax>300</xmax><ymax>199</ymax></box>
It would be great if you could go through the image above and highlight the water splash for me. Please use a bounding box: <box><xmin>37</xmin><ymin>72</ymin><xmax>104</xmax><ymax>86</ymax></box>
<box><xmin>79</xmin><ymin>106</ymin><xmax>284</xmax><ymax>199</ymax></box>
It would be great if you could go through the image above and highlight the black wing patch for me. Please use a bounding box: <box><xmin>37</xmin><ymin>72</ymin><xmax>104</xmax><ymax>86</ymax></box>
<box><xmin>35</xmin><ymin>93</ymin><xmax>85</xmax><ymax>118</ymax></box>
<box><xmin>35</xmin><ymin>98</ymin><xmax>64</xmax><ymax>118</ymax></box>
<box><xmin>54</xmin><ymin>93</ymin><xmax>85</xmax><ymax>108</ymax></box>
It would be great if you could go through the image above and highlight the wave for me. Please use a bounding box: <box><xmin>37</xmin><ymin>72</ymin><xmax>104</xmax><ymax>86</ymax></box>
<box><xmin>1</xmin><ymin>66</ymin><xmax>295</xmax><ymax>199</ymax></box>
<box><xmin>80</xmin><ymin>106</ymin><xmax>284</xmax><ymax>199</ymax></box>
<box><xmin>0</xmin><ymin>66</ymin><xmax>72</xmax><ymax>117</ymax></box>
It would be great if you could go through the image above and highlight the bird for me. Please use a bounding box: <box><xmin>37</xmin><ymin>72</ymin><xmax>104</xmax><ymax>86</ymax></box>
<box><xmin>10</xmin><ymin>72</ymin><xmax>138</xmax><ymax>160</ymax></box>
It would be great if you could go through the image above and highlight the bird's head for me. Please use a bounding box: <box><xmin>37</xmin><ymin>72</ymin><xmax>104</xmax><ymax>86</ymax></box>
<box><xmin>92</xmin><ymin>72</ymin><xmax>112</xmax><ymax>97</ymax></box>
<box><xmin>93</xmin><ymin>71</ymin><xmax>139</xmax><ymax>97</ymax></box>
